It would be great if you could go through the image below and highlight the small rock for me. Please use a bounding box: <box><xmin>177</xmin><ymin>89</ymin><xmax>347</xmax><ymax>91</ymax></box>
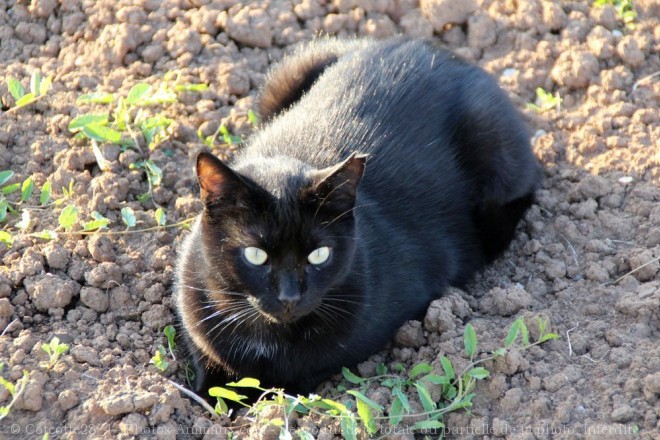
<box><xmin>551</xmin><ymin>49</ymin><xmax>599</xmax><ymax>89</ymax></box>
<box><xmin>226</xmin><ymin>6</ymin><xmax>272</xmax><ymax>48</ymax></box>
<box><xmin>610</xmin><ymin>403</ymin><xmax>635</xmax><ymax>423</ymax></box>
<box><xmin>399</xmin><ymin>10</ymin><xmax>434</xmax><ymax>38</ymax></box>
<box><xmin>88</xmin><ymin>235</ymin><xmax>115</xmax><ymax>263</ymax></box>
<box><xmin>120</xmin><ymin>413</ymin><xmax>148</xmax><ymax>435</ymax></box>
<box><xmin>25</xmin><ymin>275</ymin><xmax>80</xmax><ymax>311</ymax></box>
<box><xmin>133</xmin><ymin>392</ymin><xmax>159</xmax><ymax>411</ymax></box>
<box><xmin>642</xmin><ymin>372</ymin><xmax>660</xmax><ymax>399</ymax></box>
<box><xmin>84</xmin><ymin>262</ymin><xmax>123</xmax><ymax>288</ymax></box>
<box><xmin>58</xmin><ymin>389</ymin><xmax>79</xmax><ymax>411</ymax></box>
<box><xmin>420</xmin><ymin>0</ymin><xmax>477</xmax><ymax>32</ymax></box>
<box><xmin>467</xmin><ymin>13</ymin><xmax>496</xmax><ymax>49</ymax></box>
<box><xmin>0</xmin><ymin>298</ymin><xmax>14</xmax><ymax>319</ymax></box>
<box><xmin>80</xmin><ymin>287</ymin><xmax>109</xmax><ymax>312</ymax></box>
<box><xmin>617</xmin><ymin>36</ymin><xmax>645</xmax><ymax>67</ymax></box>
<box><xmin>141</xmin><ymin>304</ymin><xmax>172</xmax><ymax>330</ymax></box>
<box><xmin>43</xmin><ymin>242</ymin><xmax>70</xmax><ymax>269</ymax></box>
<box><xmin>101</xmin><ymin>393</ymin><xmax>135</xmax><ymax>416</ymax></box>
<box><xmin>71</xmin><ymin>345</ymin><xmax>101</xmax><ymax>367</ymax></box>
<box><xmin>393</xmin><ymin>320</ymin><xmax>425</xmax><ymax>348</ymax></box>
<box><xmin>15</xmin><ymin>371</ymin><xmax>48</xmax><ymax>411</ymax></box>
<box><xmin>479</xmin><ymin>286</ymin><xmax>532</xmax><ymax>316</ymax></box>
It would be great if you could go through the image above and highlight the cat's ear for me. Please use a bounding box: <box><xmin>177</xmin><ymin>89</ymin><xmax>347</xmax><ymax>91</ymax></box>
<box><xmin>196</xmin><ymin>151</ymin><xmax>249</xmax><ymax>206</ymax></box>
<box><xmin>311</xmin><ymin>153</ymin><xmax>367</xmax><ymax>207</ymax></box>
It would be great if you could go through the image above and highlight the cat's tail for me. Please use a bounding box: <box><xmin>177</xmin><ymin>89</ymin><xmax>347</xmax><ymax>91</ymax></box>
<box><xmin>257</xmin><ymin>38</ymin><xmax>369</xmax><ymax>122</ymax></box>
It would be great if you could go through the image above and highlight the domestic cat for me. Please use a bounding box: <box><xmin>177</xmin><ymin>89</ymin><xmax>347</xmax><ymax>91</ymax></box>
<box><xmin>174</xmin><ymin>37</ymin><xmax>541</xmax><ymax>395</ymax></box>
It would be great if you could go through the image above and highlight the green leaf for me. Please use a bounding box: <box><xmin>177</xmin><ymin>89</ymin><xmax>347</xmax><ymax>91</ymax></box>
<box><xmin>440</xmin><ymin>356</ymin><xmax>455</xmax><ymax>380</ymax></box>
<box><xmin>15</xmin><ymin>92</ymin><xmax>36</xmax><ymax>107</ymax></box>
<box><xmin>0</xmin><ymin>375</ymin><xmax>15</xmax><ymax>395</ymax></box>
<box><xmin>40</xmin><ymin>180</ymin><xmax>51</xmax><ymax>205</ymax></box>
<box><xmin>0</xmin><ymin>231</ymin><xmax>11</xmax><ymax>247</ymax></box>
<box><xmin>58</xmin><ymin>205</ymin><xmax>78</xmax><ymax>231</ymax></box>
<box><xmin>82</xmin><ymin>123</ymin><xmax>122</xmax><ymax>144</ymax></box>
<box><xmin>347</xmin><ymin>390</ymin><xmax>383</xmax><ymax>412</ymax></box>
<box><xmin>493</xmin><ymin>348</ymin><xmax>507</xmax><ymax>357</ymax></box>
<box><xmin>464</xmin><ymin>323</ymin><xmax>477</xmax><ymax>357</ymax></box>
<box><xmin>226</xmin><ymin>377</ymin><xmax>261</xmax><ymax>388</ymax></box>
<box><xmin>34</xmin><ymin>230</ymin><xmax>57</xmax><ymax>240</ymax></box>
<box><xmin>163</xmin><ymin>325</ymin><xmax>176</xmax><ymax>348</ymax></box>
<box><xmin>376</xmin><ymin>363</ymin><xmax>387</xmax><ymax>376</ymax></box>
<box><xmin>341</xmin><ymin>367</ymin><xmax>364</xmax><ymax>384</ymax></box>
<box><xmin>76</xmin><ymin>92</ymin><xmax>114</xmax><ymax>104</ymax></box>
<box><xmin>8</xmin><ymin>78</ymin><xmax>24</xmax><ymax>100</ymax></box>
<box><xmin>412</xmin><ymin>420</ymin><xmax>444</xmax><ymax>431</ymax></box>
<box><xmin>126</xmin><ymin>83</ymin><xmax>152</xmax><ymax>105</ymax></box>
<box><xmin>340</xmin><ymin>415</ymin><xmax>358</xmax><ymax>440</ymax></box>
<box><xmin>467</xmin><ymin>367</ymin><xmax>490</xmax><ymax>380</ymax></box>
<box><xmin>422</xmin><ymin>374</ymin><xmax>449</xmax><ymax>385</ymax></box>
<box><xmin>520</xmin><ymin>320</ymin><xmax>530</xmax><ymax>346</ymax></box>
<box><xmin>296</xmin><ymin>430</ymin><xmax>315</xmax><ymax>440</ymax></box>
<box><xmin>82</xmin><ymin>214</ymin><xmax>110</xmax><ymax>231</ymax></box>
<box><xmin>121</xmin><ymin>207</ymin><xmax>136</xmax><ymax>228</ymax></box>
<box><xmin>2</xmin><ymin>183</ymin><xmax>20</xmax><ymax>195</ymax></box>
<box><xmin>20</xmin><ymin>176</ymin><xmax>34</xmax><ymax>202</ymax></box>
<box><xmin>174</xmin><ymin>83</ymin><xmax>208</xmax><ymax>92</ymax></box>
<box><xmin>0</xmin><ymin>201</ymin><xmax>7</xmax><ymax>222</ymax></box>
<box><xmin>354</xmin><ymin>395</ymin><xmax>378</xmax><ymax>435</ymax></box>
<box><xmin>388</xmin><ymin>396</ymin><xmax>403</xmax><ymax>426</ymax></box>
<box><xmin>410</xmin><ymin>362</ymin><xmax>433</xmax><ymax>379</ymax></box>
<box><xmin>392</xmin><ymin>387</ymin><xmax>410</xmax><ymax>411</ymax></box>
<box><xmin>214</xmin><ymin>397</ymin><xmax>228</xmax><ymax>415</ymax></box>
<box><xmin>248</xmin><ymin>109</ymin><xmax>259</xmax><ymax>127</ymax></box>
<box><xmin>154</xmin><ymin>208</ymin><xmax>167</xmax><ymax>226</ymax></box>
<box><xmin>144</xmin><ymin>160</ymin><xmax>162</xmax><ymax>186</ymax></box>
<box><xmin>505</xmin><ymin>318</ymin><xmax>521</xmax><ymax>347</ymax></box>
<box><xmin>0</xmin><ymin>170</ymin><xmax>14</xmax><ymax>186</ymax></box>
<box><xmin>30</xmin><ymin>71</ymin><xmax>41</xmax><ymax>95</ymax></box>
<box><xmin>414</xmin><ymin>382</ymin><xmax>436</xmax><ymax>412</ymax></box>
<box><xmin>68</xmin><ymin>114</ymin><xmax>109</xmax><ymax>131</ymax></box>
<box><xmin>39</xmin><ymin>76</ymin><xmax>52</xmax><ymax>96</ymax></box>
<box><xmin>539</xmin><ymin>332</ymin><xmax>560</xmax><ymax>343</ymax></box>
<box><xmin>207</xmin><ymin>386</ymin><xmax>247</xmax><ymax>402</ymax></box>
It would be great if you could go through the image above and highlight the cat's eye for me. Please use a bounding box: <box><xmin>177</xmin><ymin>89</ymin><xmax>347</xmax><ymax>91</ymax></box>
<box><xmin>244</xmin><ymin>247</ymin><xmax>268</xmax><ymax>265</ymax></box>
<box><xmin>307</xmin><ymin>247</ymin><xmax>331</xmax><ymax>265</ymax></box>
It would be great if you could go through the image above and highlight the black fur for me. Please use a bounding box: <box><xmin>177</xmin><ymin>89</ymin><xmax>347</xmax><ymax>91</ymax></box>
<box><xmin>174</xmin><ymin>37</ymin><xmax>541</xmax><ymax>395</ymax></box>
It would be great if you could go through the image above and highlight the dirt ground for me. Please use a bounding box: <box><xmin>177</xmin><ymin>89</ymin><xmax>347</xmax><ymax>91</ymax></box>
<box><xmin>1</xmin><ymin>0</ymin><xmax>659</xmax><ymax>439</ymax></box>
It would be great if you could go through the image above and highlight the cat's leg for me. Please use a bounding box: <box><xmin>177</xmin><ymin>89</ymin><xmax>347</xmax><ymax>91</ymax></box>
<box><xmin>257</xmin><ymin>39</ymin><xmax>366</xmax><ymax>122</ymax></box>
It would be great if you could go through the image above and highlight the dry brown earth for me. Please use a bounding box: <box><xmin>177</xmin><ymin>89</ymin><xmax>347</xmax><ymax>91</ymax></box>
<box><xmin>0</xmin><ymin>0</ymin><xmax>658</xmax><ymax>439</ymax></box>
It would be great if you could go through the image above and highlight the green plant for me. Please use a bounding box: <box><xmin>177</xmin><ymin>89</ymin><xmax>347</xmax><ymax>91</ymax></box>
<box><xmin>0</xmin><ymin>364</ymin><xmax>30</xmax><ymax>420</ymax></box>
<box><xmin>198</xmin><ymin>124</ymin><xmax>242</xmax><ymax>149</ymax></box>
<box><xmin>594</xmin><ymin>0</ymin><xmax>637</xmax><ymax>29</ymax></box>
<box><xmin>41</xmin><ymin>336</ymin><xmax>69</xmax><ymax>369</ymax></box>
<box><xmin>207</xmin><ymin>316</ymin><xmax>559</xmax><ymax>439</ymax></box>
<box><xmin>2</xmin><ymin>71</ymin><xmax>52</xmax><ymax>115</ymax></box>
<box><xmin>151</xmin><ymin>325</ymin><xmax>177</xmax><ymax>372</ymax></box>
<box><xmin>527</xmin><ymin>87</ymin><xmax>562</xmax><ymax>113</ymax></box>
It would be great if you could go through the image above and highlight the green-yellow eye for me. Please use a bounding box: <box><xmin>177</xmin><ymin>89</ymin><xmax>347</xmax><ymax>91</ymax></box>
<box><xmin>244</xmin><ymin>247</ymin><xmax>268</xmax><ymax>265</ymax></box>
<box><xmin>308</xmin><ymin>247</ymin><xmax>331</xmax><ymax>265</ymax></box>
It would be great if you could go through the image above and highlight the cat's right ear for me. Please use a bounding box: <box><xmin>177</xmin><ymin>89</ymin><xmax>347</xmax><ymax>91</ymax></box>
<box><xmin>196</xmin><ymin>151</ymin><xmax>248</xmax><ymax>206</ymax></box>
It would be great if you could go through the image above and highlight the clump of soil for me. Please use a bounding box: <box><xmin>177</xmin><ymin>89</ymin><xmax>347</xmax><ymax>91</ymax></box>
<box><xmin>1</xmin><ymin>1</ymin><xmax>658</xmax><ymax>439</ymax></box>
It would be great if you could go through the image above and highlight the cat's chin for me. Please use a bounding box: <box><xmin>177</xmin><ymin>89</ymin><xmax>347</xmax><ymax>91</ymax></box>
<box><xmin>258</xmin><ymin>309</ymin><xmax>308</xmax><ymax>325</ymax></box>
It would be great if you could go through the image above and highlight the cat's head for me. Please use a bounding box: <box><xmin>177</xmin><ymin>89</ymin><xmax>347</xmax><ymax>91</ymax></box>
<box><xmin>195</xmin><ymin>151</ymin><xmax>366</xmax><ymax>325</ymax></box>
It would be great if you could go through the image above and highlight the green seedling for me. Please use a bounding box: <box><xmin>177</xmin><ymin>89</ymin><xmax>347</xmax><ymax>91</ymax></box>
<box><xmin>151</xmin><ymin>325</ymin><xmax>177</xmax><ymax>372</ymax></box>
<box><xmin>2</xmin><ymin>71</ymin><xmax>52</xmax><ymax>114</ymax></box>
<box><xmin>58</xmin><ymin>205</ymin><xmax>78</xmax><ymax>232</ymax></box>
<box><xmin>82</xmin><ymin>211</ymin><xmax>110</xmax><ymax>232</ymax></box>
<box><xmin>198</xmin><ymin>124</ymin><xmax>242</xmax><ymax>148</ymax></box>
<box><xmin>121</xmin><ymin>206</ymin><xmax>137</xmax><ymax>228</ymax></box>
<box><xmin>151</xmin><ymin>346</ymin><xmax>169</xmax><ymax>372</ymax></box>
<box><xmin>594</xmin><ymin>0</ymin><xmax>637</xmax><ymax>29</ymax></box>
<box><xmin>527</xmin><ymin>87</ymin><xmax>562</xmax><ymax>113</ymax></box>
<box><xmin>206</xmin><ymin>316</ymin><xmax>559</xmax><ymax>439</ymax></box>
<box><xmin>0</xmin><ymin>364</ymin><xmax>30</xmax><ymax>420</ymax></box>
<box><xmin>247</xmin><ymin>109</ymin><xmax>259</xmax><ymax>127</ymax></box>
<box><xmin>41</xmin><ymin>336</ymin><xmax>69</xmax><ymax>369</ymax></box>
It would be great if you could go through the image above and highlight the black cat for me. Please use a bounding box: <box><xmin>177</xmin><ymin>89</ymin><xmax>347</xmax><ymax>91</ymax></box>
<box><xmin>174</xmin><ymin>37</ymin><xmax>541</xmax><ymax>395</ymax></box>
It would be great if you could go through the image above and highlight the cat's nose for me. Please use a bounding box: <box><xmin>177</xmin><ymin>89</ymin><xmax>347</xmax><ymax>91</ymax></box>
<box><xmin>278</xmin><ymin>295</ymin><xmax>301</xmax><ymax>313</ymax></box>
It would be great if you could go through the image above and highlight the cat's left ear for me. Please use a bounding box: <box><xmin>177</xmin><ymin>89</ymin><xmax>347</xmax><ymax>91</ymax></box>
<box><xmin>311</xmin><ymin>153</ymin><xmax>367</xmax><ymax>207</ymax></box>
<box><xmin>196</xmin><ymin>151</ymin><xmax>250</xmax><ymax>206</ymax></box>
